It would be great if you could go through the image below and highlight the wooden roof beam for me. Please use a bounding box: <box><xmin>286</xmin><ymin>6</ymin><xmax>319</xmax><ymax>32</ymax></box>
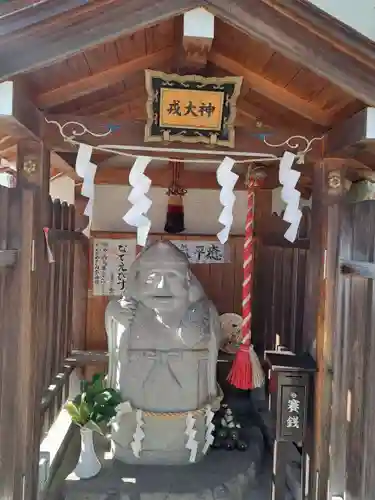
<box><xmin>49</xmin><ymin>152</ymin><xmax>80</xmax><ymax>181</ymax></box>
<box><xmin>0</xmin><ymin>80</ymin><xmax>43</xmax><ymax>140</ymax></box>
<box><xmin>260</xmin><ymin>0</ymin><xmax>375</xmax><ymax>71</ymax></box>
<box><xmin>37</xmin><ymin>48</ymin><xmax>175</xmax><ymax>109</ymax></box>
<box><xmin>0</xmin><ymin>80</ymin><xmax>80</xmax><ymax>180</ymax></box>
<box><xmin>0</xmin><ymin>0</ymin><xmax>374</xmax><ymax>113</ymax></box>
<box><xmin>237</xmin><ymin>99</ymin><xmax>323</xmax><ymax>136</ymax></box>
<box><xmin>208</xmin><ymin>51</ymin><xmax>331</xmax><ymax>126</ymax></box>
<box><xmin>0</xmin><ymin>0</ymin><xmax>88</xmax><ymax>37</ymax></box>
<box><xmin>77</xmin><ymin>87</ymin><xmax>147</xmax><ymax>116</ymax></box>
<box><xmin>44</xmin><ymin>113</ymin><xmax>323</xmax><ymax>159</ymax></box>
<box><xmin>326</xmin><ymin>107</ymin><xmax>375</xmax><ymax>154</ymax></box>
<box><xmin>0</xmin><ymin>0</ymin><xmax>200</xmax><ymax>80</ymax></box>
<box><xmin>206</xmin><ymin>0</ymin><xmax>375</xmax><ymax>106</ymax></box>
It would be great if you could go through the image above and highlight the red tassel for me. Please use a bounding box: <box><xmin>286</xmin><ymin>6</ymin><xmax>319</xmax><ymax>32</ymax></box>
<box><xmin>164</xmin><ymin>194</ymin><xmax>185</xmax><ymax>234</ymax></box>
<box><xmin>227</xmin><ymin>344</ymin><xmax>253</xmax><ymax>390</ymax></box>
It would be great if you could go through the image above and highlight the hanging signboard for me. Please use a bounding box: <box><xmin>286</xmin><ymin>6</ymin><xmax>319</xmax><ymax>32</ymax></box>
<box><xmin>92</xmin><ymin>239</ymin><xmax>136</xmax><ymax>296</ymax></box>
<box><xmin>145</xmin><ymin>70</ymin><xmax>242</xmax><ymax>148</ymax></box>
<box><xmin>171</xmin><ymin>240</ymin><xmax>230</xmax><ymax>264</ymax></box>
<box><xmin>92</xmin><ymin>238</ymin><xmax>230</xmax><ymax>296</ymax></box>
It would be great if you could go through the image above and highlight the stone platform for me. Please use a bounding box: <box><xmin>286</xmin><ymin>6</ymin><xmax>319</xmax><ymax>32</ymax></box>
<box><xmin>56</xmin><ymin>426</ymin><xmax>264</xmax><ymax>500</ymax></box>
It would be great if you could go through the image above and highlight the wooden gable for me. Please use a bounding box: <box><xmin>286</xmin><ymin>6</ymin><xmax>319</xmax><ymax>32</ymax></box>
<box><xmin>0</xmin><ymin>0</ymin><xmax>375</xmax><ymax>192</ymax></box>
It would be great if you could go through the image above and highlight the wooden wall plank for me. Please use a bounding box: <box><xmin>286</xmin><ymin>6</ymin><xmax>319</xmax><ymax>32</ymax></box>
<box><xmin>328</xmin><ymin>200</ymin><xmax>375</xmax><ymax>499</ymax></box>
<box><xmin>362</xmin><ymin>215</ymin><xmax>375</xmax><ymax>500</ymax></box>
<box><xmin>0</xmin><ymin>187</ymin><xmax>19</xmax><ymax>500</ymax></box>
<box><xmin>344</xmin><ymin>202</ymin><xmax>373</xmax><ymax>500</ymax></box>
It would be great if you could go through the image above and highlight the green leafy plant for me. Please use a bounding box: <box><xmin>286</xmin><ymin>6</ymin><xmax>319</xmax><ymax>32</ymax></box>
<box><xmin>64</xmin><ymin>373</ymin><xmax>122</xmax><ymax>434</ymax></box>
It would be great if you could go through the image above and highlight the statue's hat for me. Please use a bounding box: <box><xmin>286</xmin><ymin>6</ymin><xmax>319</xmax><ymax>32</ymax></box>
<box><xmin>134</xmin><ymin>240</ymin><xmax>188</xmax><ymax>267</ymax></box>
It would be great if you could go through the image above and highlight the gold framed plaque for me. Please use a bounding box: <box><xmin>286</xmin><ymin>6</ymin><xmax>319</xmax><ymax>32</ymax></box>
<box><xmin>145</xmin><ymin>70</ymin><xmax>242</xmax><ymax>148</ymax></box>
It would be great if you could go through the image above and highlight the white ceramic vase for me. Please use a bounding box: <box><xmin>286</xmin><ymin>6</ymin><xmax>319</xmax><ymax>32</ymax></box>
<box><xmin>73</xmin><ymin>427</ymin><xmax>101</xmax><ymax>479</ymax></box>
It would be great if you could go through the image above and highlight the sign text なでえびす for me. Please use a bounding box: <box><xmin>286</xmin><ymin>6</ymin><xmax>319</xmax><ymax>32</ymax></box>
<box><xmin>92</xmin><ymin>239</ymin><xmax>136</xmax><ymax>296</ymax></box>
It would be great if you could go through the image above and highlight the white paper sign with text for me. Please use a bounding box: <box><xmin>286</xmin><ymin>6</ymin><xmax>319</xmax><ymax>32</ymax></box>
<box><xmin>92</xmin><ymin>239</ymin><xmax>136</xmax><ymax>296</ymax></box>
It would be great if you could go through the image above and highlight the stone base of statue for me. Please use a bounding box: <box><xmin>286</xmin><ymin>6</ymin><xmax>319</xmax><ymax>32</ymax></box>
<box><xmin>111</xmin><ymin>390</ymin><xmax>222</xmax><ymax>466</ymax></box>
<box><xmin>60</xmin><ymin>425</ymin><xmax>264</xmax><ymax>500</ymax></box>
<box><xmin>112</xmin><ymin>407</ymin><xmax>211</xmax><ymax>466</ymax></box>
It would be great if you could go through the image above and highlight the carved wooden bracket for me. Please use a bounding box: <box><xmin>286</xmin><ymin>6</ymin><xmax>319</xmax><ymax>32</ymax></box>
<box><xmin>183</xmin><ymin>8</ymin><xmax>214</xmax><ymax>70</ymax></box>
<box><xmin>183</xmin><ymin>36</ymin><xmax>213</xmax><ymax>69</ymax></box>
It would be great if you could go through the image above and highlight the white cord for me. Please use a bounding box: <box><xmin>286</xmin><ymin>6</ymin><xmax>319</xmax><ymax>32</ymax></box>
<box><xmin>45</xmin><ymin>117</ymin><xmax>323</xmax><ymax>165</ymax></box>
<box><xmin>65</xmin><ymin>137</ymin><xmax>281</xmax><ymax>165</ymax></box>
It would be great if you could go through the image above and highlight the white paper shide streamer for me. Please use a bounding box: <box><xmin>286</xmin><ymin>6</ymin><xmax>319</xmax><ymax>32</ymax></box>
<box><xmin>202</xmin><ymin>405</ymin><xmax>215</xmax><ymax>454</ymax></box>
<box><xmin>123</xmin><ymin>156</ymin><xmax>152</xmax><ymax>246</ymax></box>
<box><xmin>114</xmin><ymin>401</ymin><xmax>133</xmax><ymax>421</ymax></box>
<box><xmin>216</xmin><ymin>156</ymin><xmax>238</xmax><ymax>244</ymax></box>
<box><xmin>131</xmin><ymin>409</ymin><xmax>145</xmax><ymax>458</ymax></box>
<box><xmin>279</xmin><ymin>151</ymin><xmax>301</xmax><ymax>243</ymax></box>
<box><xmin>113</xmin><ymin>403</ymin><xmax>145</xmax><ymax>459</ymax></box>
<box><xmin>75</xmin><ymin>144</ymin><xmax>97</xmax><ymax>228</ymax></box>
<box><xmin>185</xmin><ymin>412</ymin><xmax>198</xmax><ymax>463</ymax></box>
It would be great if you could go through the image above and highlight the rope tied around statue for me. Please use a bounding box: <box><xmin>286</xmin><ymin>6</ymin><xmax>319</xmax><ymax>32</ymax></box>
<box><xmin>114</xmin><ymin>387</ymin><xmax>222</xmax><ymax>420</ymax></box>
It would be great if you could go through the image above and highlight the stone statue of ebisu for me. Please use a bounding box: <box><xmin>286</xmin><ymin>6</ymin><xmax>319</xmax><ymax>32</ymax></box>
<box><xmin>105</xmin><ymin>241</ymin><xmax>223</xmax><ymax>465</ymax></box>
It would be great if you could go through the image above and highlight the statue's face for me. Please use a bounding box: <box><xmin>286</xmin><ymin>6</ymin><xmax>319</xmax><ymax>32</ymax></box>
<box><xmin>136</xmin><ymin>266</ymin><xmax>190</xmax><ymax>311</ymax></box>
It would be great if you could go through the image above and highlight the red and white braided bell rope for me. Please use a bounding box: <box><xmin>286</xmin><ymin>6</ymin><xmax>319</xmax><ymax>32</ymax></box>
<box><xmin>227</xmin><ymin>172</ymin><xmax>264</xmax><ymax>389</ymax></box>
<box><xmin>241</xmin><ymin>177</ymin><xmax>255</xmax><ymax>342</ymax></box>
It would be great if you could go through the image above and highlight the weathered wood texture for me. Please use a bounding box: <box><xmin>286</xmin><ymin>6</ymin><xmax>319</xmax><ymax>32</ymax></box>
<box><xmin>21</xmin><ymin>10</ymin><xmax>362</xmax><ymax>137</ymax></box>
<box><xmin>0</xmin><ymin>184</ymin><xmax>19</xmax><ymax>500</ymax></box>
<box><xmin>296</xmin><ymin>160</ymin><xmax>343</xmax><ymax>500</ymax></box>
<box><xmin>39</xmin><ymin>197</ymin><xmax>85</xmax><ymax>433</ymax></box>
<box><xmin>0</xmin><ymin>0</ymin><xmax>366</xmax><ymax>121</ymax></box>
<box><xmin>252</xmin><ymin>210</ymin><xmax>310</xmax><ymax>353</ymax></box>
<box><xmin>72</xmin><ymin>235</ymin><xmax>89</xmax><ymax>352</ymax></box>
<box><xmin>0</xmin><ymin>172</ymin><xmax>87</xmax><ymax>500</ymax></box>
<box><xmin>330</xmin><ymin>200</ymin><xmax>375</xmax><ymax>500</ymax></box>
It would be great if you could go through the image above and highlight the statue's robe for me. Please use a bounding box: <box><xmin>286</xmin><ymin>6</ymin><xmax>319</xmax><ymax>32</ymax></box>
<box><xmin>105</xmin><ymin>298</ymin><xmax>220</xmax><ymax>411</ymax></box>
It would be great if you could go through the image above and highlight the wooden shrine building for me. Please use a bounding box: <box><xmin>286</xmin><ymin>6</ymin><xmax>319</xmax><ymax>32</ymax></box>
<box><xmin>1</xmin><ymin>1</ymin><xmax>375</xmax><ymax>499</ymax></box>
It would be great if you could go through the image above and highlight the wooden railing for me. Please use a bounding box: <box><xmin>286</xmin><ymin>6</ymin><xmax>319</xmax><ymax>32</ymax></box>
<box><xmin>39</xmin><ymin>197</ymin><xmax>89</xmax><ymax>435</ymax></box>
<box><xmin>0</xmin><ymin>184</ymin><xmax>89</xmax><ymax>500</ymax></box>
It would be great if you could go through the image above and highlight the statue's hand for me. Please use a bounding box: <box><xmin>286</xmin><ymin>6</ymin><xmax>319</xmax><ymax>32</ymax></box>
<box><xmin>105</xmin><ymin>297</ymin><xmax>136</xmax><ymax>333</ymax></box>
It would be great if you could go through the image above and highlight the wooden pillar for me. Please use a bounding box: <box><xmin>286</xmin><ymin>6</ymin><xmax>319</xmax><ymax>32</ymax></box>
<box><xmin>72</xmin><ymin>190</ymin><xmax>89</xmax><ymax>371</ymax></box>
<box><xmin>304</xmin><ymin>158</ymin><xmax>346</xmax><ymax>500</ymax></box>
<box><xmin>0</xmin><ymin>180</ymin><xmax>21</xmax><ymax>500</ymax></box>
<box><xmin>0</xmin><ymin>139</ymin><xmax>50</xmax><ymax>500</ymax></box>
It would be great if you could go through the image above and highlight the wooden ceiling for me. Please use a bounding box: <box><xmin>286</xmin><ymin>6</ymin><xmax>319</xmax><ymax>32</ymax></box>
<box><xmin>23</xmin><ymin>17</ymin><xmax>362</xmax><ymax>132</ymax></box>
<box><xmin>1</xmin><ymin>0</ymin><xmax>375</xmax><ymax>189</ymax></box>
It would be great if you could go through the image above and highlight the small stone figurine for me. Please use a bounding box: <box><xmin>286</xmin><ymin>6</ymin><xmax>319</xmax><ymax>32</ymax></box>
<box><xmin>212</xmin><ymin>404</ymin><xmax>249</xmax><ymax>451</ymax></box>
